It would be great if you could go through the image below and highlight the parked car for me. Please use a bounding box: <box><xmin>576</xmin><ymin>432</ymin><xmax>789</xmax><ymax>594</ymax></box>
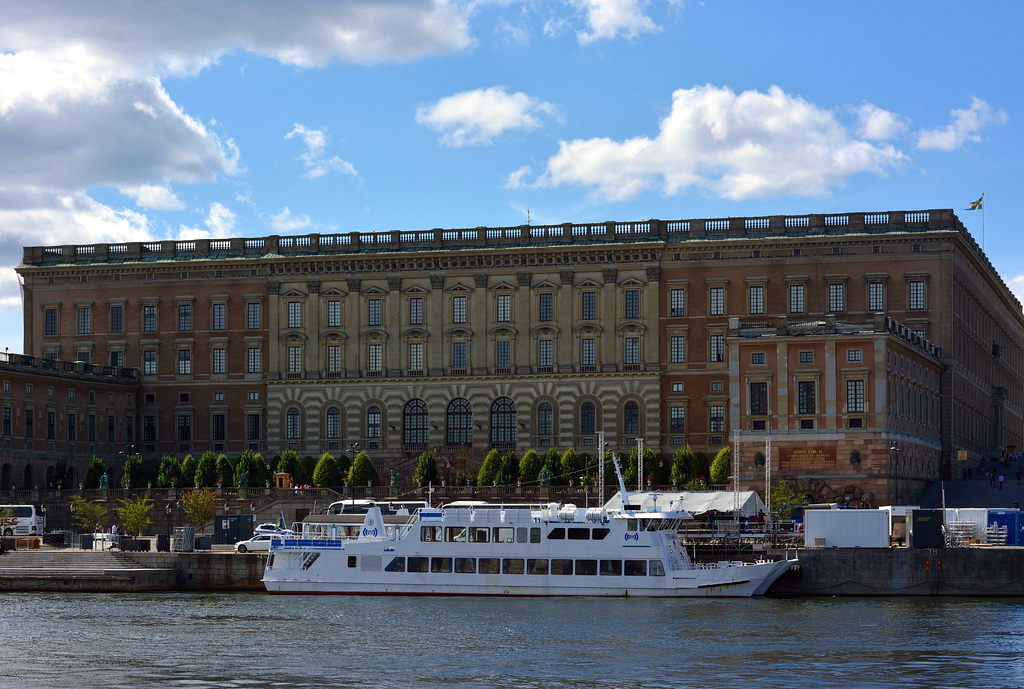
<box><xmin>253</xmin><ymin>523</ymin><xmax>294</xmax><ymax>536</ymax></box>
<box><xmin>235</xmin><ymin>534</ymin><xmax>274</xmax><ymax>553</ymax></box>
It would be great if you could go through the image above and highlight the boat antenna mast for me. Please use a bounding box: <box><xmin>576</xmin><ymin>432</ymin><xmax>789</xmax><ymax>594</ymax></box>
<box><xmin>613</xmin><ymin>454</ymin><xmax>633</xmax><ymax>511</ymax></box>
<box><xmin>597</xmin><ymin>431</ymin><xmax>606</xmax><ymax>506</ymax></box>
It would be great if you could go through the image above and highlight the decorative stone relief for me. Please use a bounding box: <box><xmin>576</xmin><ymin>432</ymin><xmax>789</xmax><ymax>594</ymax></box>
<box><xmin>646</xmin><ymin>266</ymin><xmax>661</xmax><ymax>282</ymax></box>
<box><xmin>267</xmin><ymin>282</ymin><xmax>280</xmax><ymax>295</ymax></box>
<box><xmin>474</xmin><ymin>273</ymin><xmax>488</xmax><ymax>288</ymax></box>
<box><xmin>602</xmin><ymin>268</ymin><xmax>618</xmax><ymax>284</ymax></box>
<box><xmin>430</xmin><ymin>274</ymin><xmax>445</xmax><ymax>290</ymax></box>
<box><xmin>346</xmin><ymin>278</ymin><xmax>361</xmax><ymax>292</ymax></box>
<box><xmin>307</xmin><ymin>280</ymin><xmax>320</xmax><ymax>294</ymax></box>
<box><xmin>517</xmin><ymin>272</ymin><xmax>532</xmax><ymax>287</ymax></box>
<box><xmin>387</xmin><ymin>276</ymin><xmax>402</xmax><ymax>291</ymax></box>
<box><xmin>560</xmin><ymin>270</ymin><xmax>575</xmax><ymax>286</ymax></box>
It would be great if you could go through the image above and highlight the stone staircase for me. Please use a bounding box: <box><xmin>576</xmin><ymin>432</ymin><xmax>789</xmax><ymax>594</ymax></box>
<box><xmin>0</xmin><ymin>548</ymin><xmax>176</xmax><ymax>592</ymax></box>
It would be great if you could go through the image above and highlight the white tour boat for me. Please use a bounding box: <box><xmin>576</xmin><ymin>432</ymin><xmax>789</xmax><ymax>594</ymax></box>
<box><xmin>262</xmin><ymin>460</ymin><xmax>795</xmax><ymax>597</ymax></box>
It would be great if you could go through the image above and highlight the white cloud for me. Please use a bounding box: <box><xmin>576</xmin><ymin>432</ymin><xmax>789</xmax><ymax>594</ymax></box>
<box><xmin>571</xmin><ymin>0</ymin><xmax>660</xmax><ymax>44</ymax></box>
<box><xmin>270</xmin><ymin>207</ymin><xmax>313</xmax><ymax>233</ymax></box>
<box><xmin>916</xmin><ymin>97</ymin><xmax>1008</xmax><ymax>151</ymax></box>
<box><xmin>1007</xmin><ymin>273</ymin><xmax>1024</xmax><ymax>306</ymax></box>
<box><xmin>285</xmin><ymin>124</ymin><xmax>358</xmax><ymax>179</ymax></box>
<box><xmin>417</xmin><ymin>87</ymin><xmax>559</xmax><ymax>146</ymax></box>
<box><xmin>533</xmin><ymin>84</ymin><xmax>907</xmax><ymax>201</ymax></box>
<box><xmin>505</xmin><ymin>165</ymin><xmax>533</xmax><ymax>190</ymax></box>
<box><xmin>855</xmin><ymin>103</ymin><xmax>906</xmax><ymax>140</ymax></box>
<box><xmin>205</xmin><ymin>202</ymin><xmax>236</xmax><ymax>236</ymax></box>
<box><xmin>120</xmin><ymin>184</ymin><xmax>186</xmax><ymax>210</ymax></box>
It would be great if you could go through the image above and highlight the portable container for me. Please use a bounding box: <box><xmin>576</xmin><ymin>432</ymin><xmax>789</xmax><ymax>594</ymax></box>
<box><xmin>986</xmin><ymin>509</ymin><xmax>1018</xmax><ymax>545</ymax></box>
<box><xmin>804</xmin><ymin>509</ymin><xmax>889</xmax><ymax>548</ymax></box>
<box><xmin>908</xmin><ymin>509</ymin><xmax>945</xmax><ymax>548</ymax></box>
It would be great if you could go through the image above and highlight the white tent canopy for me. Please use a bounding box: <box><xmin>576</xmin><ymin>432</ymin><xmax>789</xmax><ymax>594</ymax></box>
<box><xmin>603</xmin><ymin>490</ymin><xmax>767</xmax><ymax>517</ymax></box>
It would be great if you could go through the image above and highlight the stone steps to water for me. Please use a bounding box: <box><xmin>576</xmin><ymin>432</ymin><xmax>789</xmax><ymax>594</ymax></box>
<box><xmin>0</xmin><ymin>549</ymin><xmax>179</xmax><ymax>591</ymax></box>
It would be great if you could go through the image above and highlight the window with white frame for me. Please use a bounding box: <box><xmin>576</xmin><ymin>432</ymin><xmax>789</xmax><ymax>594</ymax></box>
<box><xmin>748</xmin><ymin>286</ymin><xmax>764</xmax><ymax>315</ymax></box>
<box><xmin>327</xmin><ymin>300</ymin><xmax>341</xmax><ymax>328</ymax></box>
<box><xmin>367</xmin><ymin>343</ymin><xmax>382</xmax><ymax>372</ymax></box>
<box><xmin>409</xmin><ymin>297</ymin><xmax>423</xmax><ymax>326</ymax></box>
<box><xmin>709</xmin><ymin>405</ymin><xmax>724</xmax><ymax>433</ymax></box>
<box><xmin>670</xmin><ymin>406</ymin><xmax>685</xmax><ymax>434</ymax></box>
<box><xmin>538</xmin><ymin>339</ymin><xmax>553</xmax><ymax>367</ymax></box>
<box><xmin>868</xmin><ymin>282</ymin><xmax>885</xmax><ymax>311</ymax></box>
<box><xmin>143</xmin><ymin>304</ymin><xmax>157</xmax><ymax>332</ymax></box>
<box><xmin>247</xmin><ymin>347</ymin><xmax>261</xmax><ymax>374</ymax></box>
<box><xmin>212</xmin><ymin>348</ymin><xmax>226</xmax><ymax>374</ymax></box>
<box><xmin>709</xmin><ymin>334</ymin><xmax>725</xmax><ymax>362</ymax></box>
<box><xmin>327</xmin><ymin>345</ymin><xmax>342</xmax><ymax>373</ymax></box>
<box><xmin>828</xmin><ymin>283</ymin><xmax>845</xmax><ymax>312</ymax></box>
<box><xmin>670</xmin><ymin>336</ymin><xmax>685</xmax><ymax>363</ymax></box>
<box><xmin>847</xmin><ymin>379</ymin><xmax>865</xmax><ymax>413</ymax></box>
<box><xmin>368</xmin><ymin>299</ymin><xmax>382</xmax><ymax>327</ymax></box>
<box><xmin>581</xmin><ymin>338</ymin><xmax>596</xmax><ymax>366</ymax></box>
<box><xmin>287</xmin><ymin>346</ymin><xmax>302</xmax><ymax>373</ymax></box>
<box><xmin>77</xmin><ymin>306</ymin><xmax>91</xmax><ymax>334</ymax></box>
<box><xmin>212</xmin><ymin>303</ymin><xmax>226</xmax><ymax>330</ymax></box>
<box><xmin>288</xmin><ymin>301</ymin><xmax>301</xmax><ymax>329</ymax></box>
<box><xmin>178</xmin><ymin>303</ymin><xmax>191</xmax><ymax>331</ymax></box>
<box><xmin>178</xmin><ymin>348</ymin><xmax>191</xmax><ymax>375</ymax></box>
<box><xmin>789</xmin><ymin>284</ymin><xmax>805</xmax><ymax>314</ymax></box>
<box><xmin>453</xmin><ymin>296</ymin><xmax>467</xmax><ymax>324</ymax></box>
<box><xmin>670</xmin><ymin>288</ymin><xmax>685</xmax><ymax>317</ymax></box>
<box><xmin>143</xmin><ymin>350</ymin><xmax>156</xmax><ymax>375</ymax></box>
<box><xmin>909</xmin><ymin>280</ymin><xmax>925</xmax><ymax>309</ymax></box>
<box><xmin>625</xmin><ymin>290</ymin><xmax>640</xmax><ymax>319</ymax></box>
<box><xmin>247</xmin><ymin>302</ymin><xmax>261</xmax><ymax>329</ymax></box>
<box><xmin>496</xmin><ymin>294</ymin><xmax>511</xmax><ymax>322</ymax></box>
<box><xmin>709</xmin><ymin>287</ymin><xmax>724</xmax><ymax>316</ymax></box>
<box><xmin>326</xmin><ymin>407</ymin><xmax>341</xmax><ymax>439</ymax></box>
<box><xmin>624</xmin><ymin>337</ymin><xmax>640</xmax><ymax>365</ymax></box>
<box><xmin>409</xmin><ymin>342</ymin><xmax>424</xmax><ymax>371</ymax></box>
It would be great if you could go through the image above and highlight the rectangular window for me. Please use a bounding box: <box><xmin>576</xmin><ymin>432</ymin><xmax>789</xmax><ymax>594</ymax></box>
<box><xmin>246</xmin><ymin>414</ymin><xmax>261</xmax><ymax>441</ymax></box>
<box><xmin>212</xmin><ymin>348</ymin><xmax>226</xmax><ymax>374</ymax></box>
<box><xmin>538</xmin><ymin>339</ymin><xmax>553</xmax><ymax>367</ymax></box>
<box><xmin>143</xmin><ymin>415</ymin><xmax>156</xmax><ymax>443</ymax></box>
<box><xmin>409</xmin><ymin>342</ymin><xmax>424</xmax><ymax>370</ymax></box>
<box><xmin>247</xmin><ymin>302</ymin><xmax>261</xmax><ymax>329</ymax></box>
<box><xmin>88</xmin><ymin>414</ymin><xmax>96</xmax><ymax>442</ymax></box>
<box><xmin>709</xmin><ymin>287</ymin><xmax>724</xmax><ymax>316</ymax></box>
<box><xmin>247</xmin><ymin>347</ymin><xmax>261</xmax><ymax>374</ymax></box>
<box><xmin>452</xmin><ymin>341</ymin><xmax>467</xmax><ymax>369</ymax></box>
<box><xmin>211</xmin><ymin>414</ymin><xmax>226</xmax><ymax>442</ymax></box>
<box><xmin>670</xmin><ymin>288</ymin><xmax>685</xmax><ymax>317</ymax></box>
<box><xmin>751</xmin><ymin>352</ymin><xmax>766</xmax><ymax>365</ymax></box>
<box><xmin>625</xmin><ymin>290</ymin><xmax>640</xmax><ymax>319</ymax></box>
<box><xmin>750</xmin><ymin>382</ymin><xmax>768</xmax><ymax>416</ymax></box>
<box><xmin>409</xmin><ymin>297</ymin><xmax>423</xmax><ymax>326</ymax></box>
<box><xmin>828</xmin><ymin>283</ymin><xmax>845</xmax><ymax>312</ymax></box>
<box><xmin>909</xmin><ymin>280</ymin><xmax>925</xmax><ymax>310</ymax></box>
<box><xmin>710</xmin><ymin>334</ymin><xmax>725</xmax><ymax>363</ymax></box>
<box><xmin>327</xmin><ymin>300</ymin><xmax>341</xmax><ymax>328</ymax></box>
<box><xmin>77</xmin><ymin>307</ymin><xmax>91</xmax><ymax>335</ymax></box>
<box><xmin>847</xmin><ymin>379</ymin><xmax>865</xmax><ymax>413</ymax></box>
<box><xmin>110</xmin><ymin>350</ymin><xmax>124</xmax><ymax>368</ymax></box>
<box><xmin>110</xmin><ymin>305</ymin><xmax>124</xmax><ymax>334</ymax></box>
<box><xmin>789</xmin><ymin>284</ymin><xmax>805</xmax><ymax>314</ymax></box>
<box><xmin>538</xmin><ymin>293</ymin><xmax>553</xmax><ymax>322</ymax></box>
<box><xmin>288</xmin><ymin>301</ymin><xmax>301</xmax><ymax>329</ymax></box>
<box><xmin>2</xmin><ymin>408</ymin><xmax>10</xmax><ymax>436</ymax></box>
<box><xmin>143</xmin><ymin>304</ymin><xmax>157</xmax><ymax>332</ymax></box>
<box><xmin>24</xmin><ymin>409</ymin><xmax>34</xmax><ymax>438</ymax></box>
<box><xmin>453</xmin><ymin>296</ymin><xmax>467</xmax><ymax>324</ymax></box>
<box><xmin>143</xmin><ymin>350</ymin><xmax>157</xmax><ymax>375</ymax></box>
<box><xmin>496</xmin><ymin>340</ymin><xmax>511</xmax><ymax>368</ymax></box>
<box><xmin>799</xmin><ymin>351</ymin><xmax>813</xmax><ymax>364</ymax></box>
<box><xmin>624</xmin><ymin>337</ymin><xmax>640</xmax><ymax>365</ymax></box>
<box><xmin>748</xmin><ymin>286</ymin><xmax>764</xmax><ymax>315</ymax></box>
<box><xmin>496</xmin><ymin>294</ymin><xmax>511</xmax><ymax>322</ymax></box>
<box><xmin>581</xmin><ymin>292</ymin><xmax>596</xmax><ymax>320</ymax></box>
<box><xmin>287</xmin><ymin>346</ymin><xmax>302</xmax><ymax>373</ymax></box>
<box><xmin>212</xmin><ymin>303</ymin><xmax>226</xmax><ymax>330</ymax></box>
<box><xmin>327</xmin><ymin>345</ymin><xmax>342</xmax><ymax>373</ymax></box>
<box><xmin>670</xmin><ymin>336</ymin><xmax>685</xmax><ymax>364</ymax></box>
<box><xmin>126</xmin><ymin>415</ymin><xmax>134</xmax><ymax>444</ymax></box>
<box><xmin>581</xmin><ymin>338</ymin><xmax>596</xmax><ymax>366</ymax></box>
<box><xmin>178</xmin><ymin>348</ymin><xmax>192</xmax><ymax>375</ymax></box>
<box><xmin>868</xmin><ymin>282</ymin><xmax>885</xmax><ymax>311</ymax></box>
<box><xmin>670</xmin><ymin>407</ymin><xmax>685</xmax><ymax>434</ymax></box>
<box><xmin>798</xmin><ymin>381</ymin><xmax>816</xmax><ymax>414</ymax></box>
<box><xmin>848</xmin><ymin>349</ymin><xmax>863</xmax><ymax>363</ymax></box>
<box><xmin>178</xmin><ymin>303</ymin><xmax>191</xmax><ymax>331</ymax></box>
<box><xmin>367</xmin><ymin>344</ymin><xmax>382</xmax><ymax>372</ymax></box>
<box><xmin>47</xmin><ymin>411</ymin><xmax>55</xmax><ymax>440</ymax></box>
<box><xmin>67</xmin><ymin>412</ymin><xmax>77</xmax><ymax>441</ymax></box>
<box><xmin>709</xmin><ymin>406</ymin><xmax>724</xmax><ymax>433</ymax></box>
<box><xmin>45</xmin><ymin>308</ymin><xmax>59</xmax><ymax>335</ymax></box>
<box><xmin>368</xmin><ymin>299</ymin><xmax>382</xmax><ymax>327</ymax></box>
<box><xmin>177</xmin><ymin>414</ymin><xmax>191</xmax><ymax>442</ymax></box>
<box><xmin>76</xmin><ymin>351</ymin><xmax>90</xmax><ymax>364</ymax></box>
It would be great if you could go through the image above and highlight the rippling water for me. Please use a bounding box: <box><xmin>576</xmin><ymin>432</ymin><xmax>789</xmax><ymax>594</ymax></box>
<box><xmin>3</xmin><ymin>593</ymin><xmax>1023</xmax><ymax>688</ymax></box>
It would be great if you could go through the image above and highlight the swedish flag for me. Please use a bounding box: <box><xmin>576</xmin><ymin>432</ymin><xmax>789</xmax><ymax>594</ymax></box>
<box><xmin>276</xmin><ymin>511</ymin><xmax>286</xmax><ymax>530</ymax></box>
<box><xmin>967</xmin><ymin>195</ymin><xmax>983</xmax><ymax>210</ymax></box>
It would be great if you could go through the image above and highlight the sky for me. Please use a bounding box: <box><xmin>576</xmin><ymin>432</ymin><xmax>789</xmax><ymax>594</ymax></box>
<box><xmin>1</xmin><ymin>1</ymin><xmax>1022</xmax><ymax>354</ymax></box>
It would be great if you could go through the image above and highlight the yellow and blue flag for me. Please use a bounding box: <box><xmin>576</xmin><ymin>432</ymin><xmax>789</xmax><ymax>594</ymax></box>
<box><xmin>276</xmin><ymin>511</ymin><xmax>286</xmax><ymax>530</ymax></box>
<box><xmin>967</xmin><ymin>195</ymin><xmax>983</xmax><ymax>210</ymax></box>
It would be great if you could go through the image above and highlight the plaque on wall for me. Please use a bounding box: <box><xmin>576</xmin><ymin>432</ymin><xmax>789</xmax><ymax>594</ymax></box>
<box><xmin>780</xmin><ymin>446</ymin><xmax>837</xmax><ymax>471</ymax></box>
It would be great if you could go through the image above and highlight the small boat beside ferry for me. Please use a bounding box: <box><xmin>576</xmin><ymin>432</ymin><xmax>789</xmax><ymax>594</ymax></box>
<box><xmin>262</xmin><ymin>460</ymin><xmax>795</xmax><ymax>597</ymax></box>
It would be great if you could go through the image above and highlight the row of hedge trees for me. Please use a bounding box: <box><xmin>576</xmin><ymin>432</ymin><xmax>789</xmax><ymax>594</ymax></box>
<box><xmin>81</xmin><ymin>444</ymin><xmax>730</xmax><ymax>492</ymax></box>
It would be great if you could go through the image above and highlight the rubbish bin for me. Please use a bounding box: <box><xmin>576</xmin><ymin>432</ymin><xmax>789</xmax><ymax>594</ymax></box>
<box><xmin>156</xmin><ymin>533</ymin><xmax>170</xmax><ymax>552</ymax></box>
<box><xmin>195</xmin><ymin>535</ymin><xmax>212</xmax><ymax>550</ymax></box>
<box><xmin>79</xmin><ymin>534</ymin><xmax>93</xmax><ymax>551</ymax></box>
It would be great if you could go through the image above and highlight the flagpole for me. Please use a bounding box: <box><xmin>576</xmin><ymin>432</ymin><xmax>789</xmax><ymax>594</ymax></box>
<box><xmin>982</xmin><ymin>192</ymin><xmax>985</xmax><ymax>251</ymax></box>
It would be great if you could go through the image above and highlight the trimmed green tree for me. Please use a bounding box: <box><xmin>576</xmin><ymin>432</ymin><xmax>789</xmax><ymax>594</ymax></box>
<box><xmin>312</xmin><ymin>452</ymin><xmax>343</xmax><ymax>488</ymax></box>
<box><xmin>180</xmin><ymin>455</ymin><xmax>197</xmax><ymax>488</ymax></box>
<box><xmin>277</xmin><ymin>449</ymin><xmax>300</xmax><ymax>481</ymax></box>
<box><xmin>670</xmin><ymin>445</ymin><xmax>697</xmax><ymax>486</ymax></box>
<box><xmin>234</xmin><ymin>449</ymin><xmax>266</xmax><ymax>487</ymax></box>
<box><xmin>215</xmin><ymin>454</ymin><xmax>233</xmax><ymax>486</ymax></box>
<box><xmin>498</xmin><ymin>450</ymin><xmax>519</xmax><ymax>485</ymax></box>
<box><xmin>518</xmin><ymin>449</ymin><xmax>542</xmax><ymax>484</ymax></box>
<box><xmin>297</xmin><ymin>455</ymin><xmax>317</xmax><ymax>485</ymax></box>
<box><xmin>542</xmin><ymin>447</ymin><xmax>562</xmax><ymax>485</ymax></box>
<box><xmin>195</xmin><ymin>450</ymin><xmax>218</xmax><ymax>487</ymax></box>
<box><xmin>710</xmin><ymin>447</ymin><xmax>731</xmax><ymax>484</ymax></box>
<box><xmin>122</xmin><ymin>453</ymin><xmax>144</xmax><ymax>488</ymax></box>
<box><xmin>85</xmin><ymin>456</ymin><xmax>106</xmax><ymax>489</ymax></box>
<box><xmin>477</xmin><ymin>449</ymin><xmax>501</xmax><ymax>486</ymax></box>
<box><xmin>157</xmin><ymin>455</ymin><xmax>183</xmax><ymax>488</ymax></box>
<box><xmin>348</xmin><ymin>451</ymin><xmax>380</xmax><ymax>486</ymax></box>
<box><xmin>413</xmin><ymin>450</ymin><xmax>439</xmax><ymax>486</ymax></box>
<box><xmin>560</xmin><ymin>448</ymin><xmax>584</xmax><ymax>484</ymax></box>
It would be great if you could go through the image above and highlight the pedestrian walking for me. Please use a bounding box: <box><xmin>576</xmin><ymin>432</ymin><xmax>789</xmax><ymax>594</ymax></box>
<box><xmin>998</xmin><ymin>474</ymin><xmax>1005</xmax><ymax>490</ymax></box>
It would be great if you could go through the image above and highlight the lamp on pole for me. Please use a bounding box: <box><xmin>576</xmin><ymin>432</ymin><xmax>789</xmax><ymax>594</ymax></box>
<box><xmin>889</xmin><ymin>442</ymin><xmax>902</xmax><ymax>506</ymax></box>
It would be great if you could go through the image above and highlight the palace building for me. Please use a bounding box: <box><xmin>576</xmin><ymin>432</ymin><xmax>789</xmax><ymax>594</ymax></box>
<box><xmin>11</xmin><ymin>208</ymin><xmax>1023</xmax><ymax>505</ymax></box>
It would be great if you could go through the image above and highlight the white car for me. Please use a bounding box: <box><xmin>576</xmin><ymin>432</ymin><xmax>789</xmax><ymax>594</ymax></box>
<box><xmin>253</xmin><ymin>523</ymin><xmax>294</xmax><ymax>537</ymax></box>
<box><xmin>235</xmin><ymin>534</ymin><xmax>274</xmax><ymax>553</ymax></box>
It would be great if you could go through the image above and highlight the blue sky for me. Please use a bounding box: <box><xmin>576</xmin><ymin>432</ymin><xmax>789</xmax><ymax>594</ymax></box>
<box><xmin>1</xmin><ymin>1</ymin><xmax>1021</xmax><ymax>354</ymax></box>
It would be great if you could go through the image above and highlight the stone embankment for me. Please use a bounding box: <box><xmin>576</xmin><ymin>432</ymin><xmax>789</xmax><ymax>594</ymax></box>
<box><xmin>0</xmin><ymin>549</ymin><xmax>176</xmax><ymax>592</ymax></box>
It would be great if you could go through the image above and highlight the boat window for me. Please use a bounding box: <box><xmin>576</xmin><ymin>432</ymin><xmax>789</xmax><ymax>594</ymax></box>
<box><xmin>266</xmin><ymin>553</ymin><xmax>274</xmax><ymax>568</ymax></box>
<box><xmin>502</xmin><ymin>558</ymin><xmax>525</xmax><ymax>575</ymax></box>
<box><xmin>599</xmin><ymin>560</ymin><xmax>622</xmax><ymax>576</ymax></box>
<box><xmin>361</xmin><ymin>556</ymin><xmax>382</xmax><ymax>572</ymax></box>
<box><xmin>591</xmin><ymin>528</ymin><xmax>610</xmax><ymax>540</ymax></box>
<box><xmin>421</xmin><ymin>526</ymin><xmax>442</xmax><ymax>542</ymax></box>
<box><xmin>547</xmin><ymin>527</ymin><xmax>565</xmax><ymax>540</ymax></box>
<box><xmin>347</xmin><ymin>556</ymin><xmax>357</xmax><ymax>568</ymax></box>
<box><xmin>493</xmin><ymin>527</ymin><xmax>514</xmax><ymax>543</ymax></box>
<box><xmin>575</xmin><ymin>559</ymin><xmax>597</xmax><ymax>576</ymax></box>
<box><xmin>646</xmin><ymin>519</ymin><xmax>661</xmax><ymax>531</ymax></box>
<box><xmin>531</xmin><ymin>527</ymin><xmax>541</xmax><ymax>544</ymax></box>
<box><xmin>527</xmin><ymin>559</ymin><xmax>549</xmax><ymax>575</ymax></box>
<box><xmin>660</xmin><ymin>520</ymin><xmax>676</xmax><ymax>530</ymax></box>
<box><xmin>478</xmin><ymin>558</ymin><xmax>500</xmax><ymax>574</ymax></box>
<box><xmin>567</xmin><ymin>527</ymin><xmax>589</xmax><ymax>540</ymax></box>
<box><xmin>408</xmin><ymin>557</ymin><xmax>429</xmax><ymax>573</ymax></box>
<box><xmin>430</xmin><ymin>557</ymin><xmax>452</xmax><ymax>574</ymax></box>
<box><xmin>517</xmin><ymin>527</ymin><xmax>528</xmax><ymax>544</ymax></box>
<box><xmin>627</xmin><ymin>519</ymin><xmax>638</xmax><ymax>532</ymax></box>
<box><xmin>649</xmin><ymin>560</ymin><xmax>666</xmax><ymax>577</ymax></box>
<box><xmin>468</xmin><ymin>527</ymin><xmax>489</xmax><ymax>543</ymax></box>
<box><xmin>455</xmin><ymin>558</ymin><xmax>476</xmax><ymax>574</ymax></box>
<box><xmin>385</xmin><ymin>557</ymin><xmax>405</xmax><ymax>572</ymax></box>
<box><xmin>624</xmin><ymin>560</ymin><xmax>647</xmax><ymax>576</ymax></box>
<box><xmin>551</xmin><ymin>559</ymin><xmax>573</xmax><ymax>575</ymax></box>
<box><xmin>445</xmin><ymin>526</ymin><xmax>467</xmax><ymax>543</ymax></box>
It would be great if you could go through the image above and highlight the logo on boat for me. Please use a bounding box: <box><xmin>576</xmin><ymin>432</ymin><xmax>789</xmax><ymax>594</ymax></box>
<box><xmin>367</xmin><ymin>518</ymin><xmax>375</xmax><ymax>527</ymax></box>
<box><xmin>624</xmin><ymin>532</ymin><xmax>639</xmax><ymax>542</ymax></box>
<box><xmin>362</xmin><ymin>527</ymin><xmax>378</xmax><ymax>537</ymax></box>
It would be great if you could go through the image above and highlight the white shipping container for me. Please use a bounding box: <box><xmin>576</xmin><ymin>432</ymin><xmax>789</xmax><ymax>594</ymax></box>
<box><xmin>804</xmin><ymin>509</ymin><xmax>890</xmax><ymax>548</ymax></box>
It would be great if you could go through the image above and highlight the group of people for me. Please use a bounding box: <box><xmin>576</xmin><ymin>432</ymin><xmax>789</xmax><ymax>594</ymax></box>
<box><xmin>962</xmin><ymin>465</ymin><xmax>1024</xmax><ymax>490</ymax></box>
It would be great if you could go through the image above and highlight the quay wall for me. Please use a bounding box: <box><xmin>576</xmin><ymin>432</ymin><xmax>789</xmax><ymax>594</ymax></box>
<box><xmin>124</xmin><ymin>552</ymin><xmax>267</xmax><ymax>591</ymax></box>
<box><xmin>770</xmin><ymin>547</ymin><xmax>1024</xmax><ymax>596</ymax></box>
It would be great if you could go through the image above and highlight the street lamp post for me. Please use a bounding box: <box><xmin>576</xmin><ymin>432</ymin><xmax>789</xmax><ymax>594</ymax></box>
<box><xmin>890</xmin><ymin>442</ymin><xmax>902</xmax><ymax>506</ymax></box>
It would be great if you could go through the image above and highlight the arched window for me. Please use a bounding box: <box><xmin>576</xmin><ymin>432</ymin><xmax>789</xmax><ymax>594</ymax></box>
<box><xmin>491</xmin><ymin>398</ymin><xmax>516</xmax><ymax>443</ymax></box>
<box><xmin>447</xmin><ymin>399</ymin><xmax>472</xmax><ymax>446</ymax></box>
<box><xmin>367</xmin><ymin>406</ymin><xmax>381</xmax><ymax>439</ymax></box>
<box><xmin>624</xmin><ymin>401</ymin><xmax>640</xmax><ymax>435</ymax></box>
<box><xmin>326</xmin><ymin>407</ymin><xmax>341</xmax><ymax>439</ymax></box>
<box><xmin>23</xmin><ymin>465</ymin><xmax>33</xmax><ymax>490</ymax></box>
<box><xmin>286</xmin><ymin>408</ymin><xmax>301</xmax><ymax>440</ymax></box>
<box><xmin>537</xmin><ymin>403</ymin><xmax>553</xmax><ymax>436</ymax></box>
<box><xmin>580</xmin><ymin>402</ymin><xmax>596</xmax><ymax>435</ymax></box>
<box><xmin>404</xmin><ymin>399</ymin><xmax>429</xmax><ymax>445</ymax></box>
